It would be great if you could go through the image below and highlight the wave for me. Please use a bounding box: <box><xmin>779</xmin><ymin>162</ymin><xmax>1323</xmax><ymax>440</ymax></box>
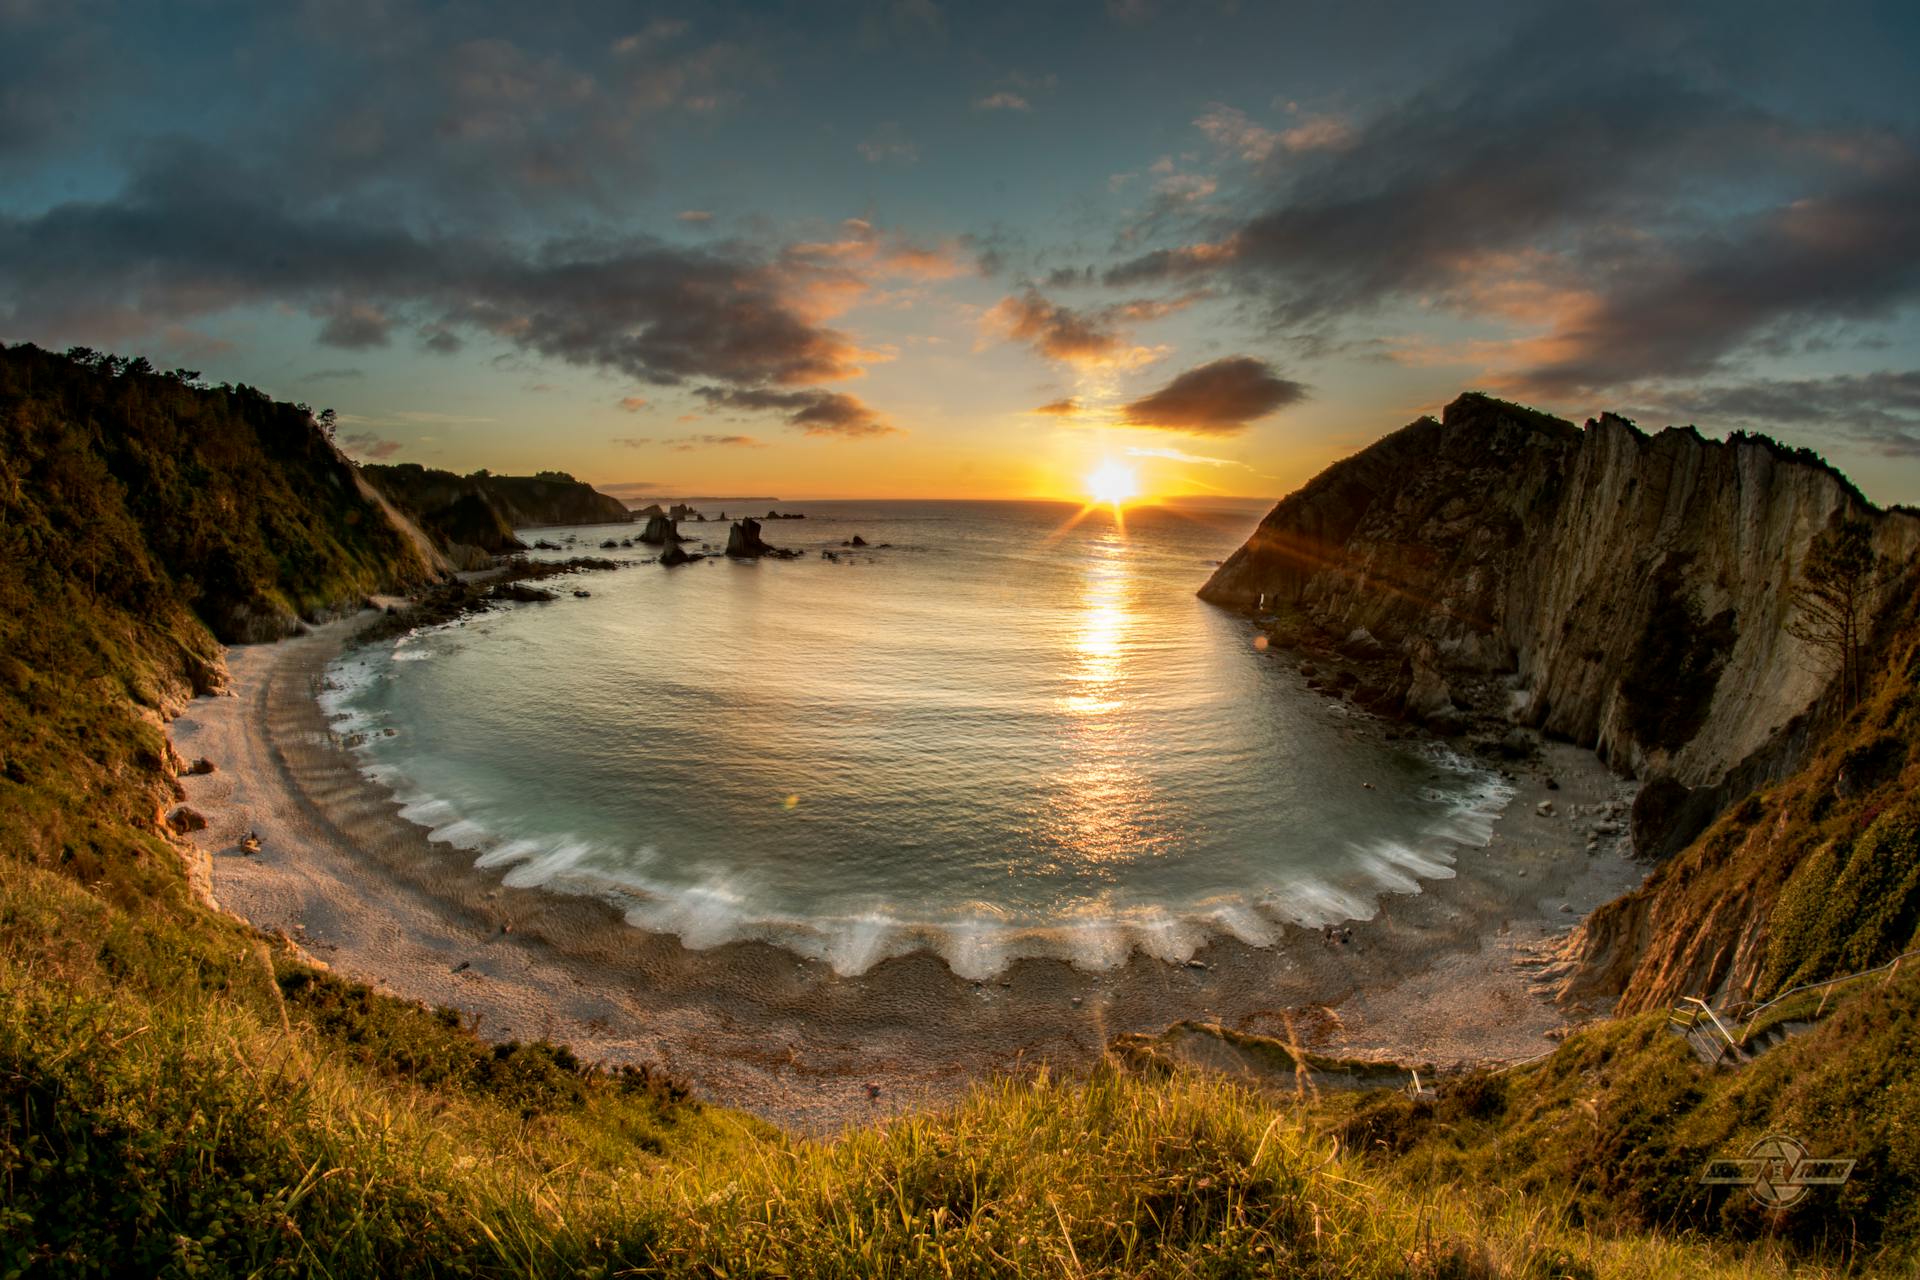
<box><xmin>319</xmin><ymin>645</ymin><xmax>1516</xmax><ymax>981</ymax></box>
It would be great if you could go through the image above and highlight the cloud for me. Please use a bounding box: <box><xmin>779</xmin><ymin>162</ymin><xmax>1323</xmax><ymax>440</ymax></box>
<box><xmin>1032</xmin><ymin>397</ymin><xmax>1080</xmax><ymax>416</ymax></box>
<box><xmin>678</xmin><ymin>433</ymin><xmax>764</xmax><ymax>450</ymax></box>
<box><xmin>314</xmin><ymin>300</ymin><xmax>392</xmax><ymax>349</ymax></box>
<box><xmin>618</xmin><ymin>396</ymin><xmax>650</xmax><ymax>411</ymax></box>
<box><xmin>974</xmin><ymin>91</ymin><xmax>1030</xmax><ymax>112</ymax></box>
<box><xmin>857</xmin><ymin>123</ymin><xmax>918</xmax><ymax>165</ymax></box>
<box><xmin>677</xmin><ymin>209</ymin><xmax>713</xmax><ymax>224</ymax></box>
<box><xmin>615</xmin><ymin>432</ymin><xmax>764</xmax><ymax>451</ymax></box>
<box><xmin>1100</xmin><ymin>20</ymin><xmax>1920</xmax><ymax>398</ymax></box>
<box><xmin>1506</xmin><ymin>157</ymin><xmax>1920</xmax><ymax>397</ymax></box>
<box><xmin>0</xmin><ymin>158</ymin><xmax>884</xmax><ymax>397</ymax></box>
<box><xmin>419</xmin><ymin>325</ymin><xmax>463</xmax><ymax>355</ymax></box>
<box><xmin>611</xmin><ymin>19</ymin><xmax>689</xmax><ymax>57</ymax></box>
<box><xmin>388</xmin><ymin>410</ymin><xmax>495</xmax><ymax>425</ymax></box>
<box><xmin>1626</xmin><ymin>369</ymin><xmax>1920</xmax><ymax>458</ymax></box>
<box><xmin>1193</xmin><ymin>104</ymin><xmax>1353</xmax><ymax>163</ymax></box>
<box><xmin>339</xmin><ymin>431</ymin><xmax>404</xmax><ymax>459</ymax></box>
<box><xmin>1125</xmin><ymin>444</ymin><xmax>1241</xmax><ymax>467</ymax></box>
<box><xmin>980</xmin><ymin>289</ymin><xmax>1192</xmax><ymax>370</ymax></box>
<box><xmin>697</xmin><ymin>387</ymin><xmax>897</xmax><ymax>438</ymax></box>
<box><xmin>1120</xmin><ymin>357</ymin><xmax>1306</xmax><ymax>435</ymax></box>
<box><xmin>298</xmin><ymin>367</ymin><xmax>364</xmax><ymax>383</ymax></box>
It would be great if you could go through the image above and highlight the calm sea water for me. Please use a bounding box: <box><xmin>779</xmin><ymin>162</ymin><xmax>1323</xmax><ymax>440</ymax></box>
<box><xmin>323</xmin><ymin>500</ymin><xmax>1508</xmax><ymax>978</ymax></box>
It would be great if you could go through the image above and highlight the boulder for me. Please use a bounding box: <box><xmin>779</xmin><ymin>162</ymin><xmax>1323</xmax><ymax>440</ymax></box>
<box><xmin>168</xmin><ymin>806</ymin><xmax>208</xmax><ymax>834</ymax></box>
<box><xmin>659</xmin><ymin>545</ymin><xmax>702</xmax><ymax>567</ymax></box>
<box><xmin>849</xmin><ymin>534</ymin><xmax>868</xmax><ymax>547</ymax></box>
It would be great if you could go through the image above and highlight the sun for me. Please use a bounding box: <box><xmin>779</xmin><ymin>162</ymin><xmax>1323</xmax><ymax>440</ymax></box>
<box><xmin>1085</xmin><ymin>459</ymin><xmax>1139</xmax><ymax>507</ymax></box>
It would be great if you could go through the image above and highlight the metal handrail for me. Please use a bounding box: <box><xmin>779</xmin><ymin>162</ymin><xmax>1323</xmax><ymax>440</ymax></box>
<box><xmin>1672</xmin><ymin>996</ymin><xmax>1744</xmax><ymax>1064</ymax></box>
<box><xmin>1725</xmin><ymin>948</ymin><xmax>1919</xmax><ymax>1039</ymax></box>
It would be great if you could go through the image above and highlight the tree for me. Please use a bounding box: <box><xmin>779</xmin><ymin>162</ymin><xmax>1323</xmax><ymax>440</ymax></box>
<box><xmin>317</xmin><ymin>407</ymin><xmax>338</xmax><ymax>441</ymax></box>
<box><xmin>1787</xmin><ymin>516</ymin><xmax>1886</xmax><ymax>711</ymax></box>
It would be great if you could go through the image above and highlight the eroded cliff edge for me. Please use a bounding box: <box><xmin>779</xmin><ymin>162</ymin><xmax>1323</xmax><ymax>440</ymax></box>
<box><xmin>1204</xmin><ymin>391</ymin><xmax>1920</xmax><ymax>1009</ymax></box>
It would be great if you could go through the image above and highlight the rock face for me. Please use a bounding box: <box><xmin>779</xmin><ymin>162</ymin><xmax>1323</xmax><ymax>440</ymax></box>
<box><xmin>1203</xmin><ymin>393</ymin><xmax>1920</xmax><ymax>805</ymax></box>
<box><xmin>638</xmin><ymin>514</ymin><xmax>679</xmax><ymax>545</ymax></box>
<box><xmin>725</xmin><ymin>518</ymin><xmax>778</xmax><ymax>558</ymax></box>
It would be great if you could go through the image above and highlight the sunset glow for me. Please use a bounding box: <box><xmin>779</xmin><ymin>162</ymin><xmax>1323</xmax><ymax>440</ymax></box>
<box><xmin>0</xmin><ymin>5</ymin><xmax>1912</xmax><ymax>505</ymax></box>
<box><xmin>1085</xmin><ymin>461</ymin><xmax>1140</xmax><ymax>508</ymax></box>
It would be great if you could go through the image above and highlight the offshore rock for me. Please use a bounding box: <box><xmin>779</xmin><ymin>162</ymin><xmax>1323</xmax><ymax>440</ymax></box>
<box><xmin>639</xmin><ymin>514</ymin><xmax>679</xmax><ymax>545</ymax></box>
<box><xmin>726</xmin><ymin>518</ymin><xmax>785</xmax><ymax>558</ymax></box>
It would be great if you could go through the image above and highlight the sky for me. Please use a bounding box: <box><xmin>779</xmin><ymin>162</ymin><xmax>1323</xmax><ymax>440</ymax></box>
<box><xmin>3</xmin><ymin>1</ymin><xmax>1919</xmax><ymax>504</ymax></box>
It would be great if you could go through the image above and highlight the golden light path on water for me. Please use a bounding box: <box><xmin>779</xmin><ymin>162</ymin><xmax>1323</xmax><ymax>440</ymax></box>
<box><xmin>1051</xmin><ymin>522</ymin><xmax>1163</xmax><ymax>872</ymax></box>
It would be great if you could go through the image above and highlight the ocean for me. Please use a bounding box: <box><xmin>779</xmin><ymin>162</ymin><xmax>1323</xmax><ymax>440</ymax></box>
<box><xmin>321</xmin><ymin>499</ymin><xmax>1508</xmax><ymax>979</ymax></box>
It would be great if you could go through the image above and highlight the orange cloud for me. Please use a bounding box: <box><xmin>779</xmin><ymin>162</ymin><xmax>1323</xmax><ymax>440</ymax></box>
<box><xmin>980</xmin><ymin>289</ymin><xmax>1191</xmax><ymax>370</ymax></box>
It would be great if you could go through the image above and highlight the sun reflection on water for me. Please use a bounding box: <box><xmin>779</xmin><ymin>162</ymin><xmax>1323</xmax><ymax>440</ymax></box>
<box><xmin>1044</xmin><ymin>530</ymin><xmax>1166</xmax><ymax>869</ymax></box>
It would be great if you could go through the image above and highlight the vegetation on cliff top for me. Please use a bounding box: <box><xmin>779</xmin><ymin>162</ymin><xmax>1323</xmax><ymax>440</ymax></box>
<box><xmin>1</xmin><ymin>354</ymin><xmax>1913</xmax><ymax>1275</ymax></box>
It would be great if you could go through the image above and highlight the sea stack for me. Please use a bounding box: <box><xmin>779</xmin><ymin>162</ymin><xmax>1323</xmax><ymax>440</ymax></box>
<box><xmin>725</xmin><ymin>517</ymin><xmax>778</xmax><ymax>558</ymax></box>
<box><xmin>638</xmin><ymin>514</ymin><xmax>678</xmax><ymax>545</ymax></box>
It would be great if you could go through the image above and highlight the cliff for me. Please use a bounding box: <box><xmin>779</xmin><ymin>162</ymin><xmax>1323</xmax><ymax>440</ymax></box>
<box><xmin>1204</xmin><ymin>393</ymin><xmax>1920</xmax><ymax>804</ymax></box>
<box><xmin>361</xmin><ymin>464</ymin><xmax>632</xmax><ymax>568</ymax></box>
<box><xmin>1553</xmin><ymin>581</ymin><xmax>1920</xmax><ymax>1013</ymax></box>
<box><xmin>1207</xmin><ymin>390</ymin><xmax>1920</xmax><ymax>1014</ymax></box>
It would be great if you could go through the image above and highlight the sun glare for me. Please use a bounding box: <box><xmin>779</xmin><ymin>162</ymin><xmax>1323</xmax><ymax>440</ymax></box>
<box><xmin>1085</xmin><ymin>460</ymin><xmax>1139</xmax><ymax>507</ymax></box>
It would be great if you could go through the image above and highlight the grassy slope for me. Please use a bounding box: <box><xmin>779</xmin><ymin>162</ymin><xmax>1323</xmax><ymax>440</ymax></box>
<box><xmin>0</xmin><ymin>347</ymin><xmax>1905</xmax><ymax>1276</ymax></box>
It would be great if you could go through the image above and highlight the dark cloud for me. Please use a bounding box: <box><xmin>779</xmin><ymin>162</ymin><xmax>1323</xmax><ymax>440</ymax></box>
<box><xmin>315</xmin><ymin>300</ymin><xmax>393</xmax><ymax>349</ymax></box>
<box><xmin>697</xmin><ymin>386</ymin><xmax>896</xmax><ymax>438</ymax></box>
<box><xmin>419</xmin><ymin>326</ymin><xmax>464</xmax><ymax>355</ymax></box>
<box><xmin>1120</xmin><ymin>356</ymin><xmax>1305</xmax><ymax>435</ymax></box>
<box><xmin>1628</xmin><ymin>369</ymin><xmax>1920</xmax><ymax>458</ymax></box>
<box><xmin>1510</xmin><ymin>158</ymin><xmax>1920</xmax><ymax>398</ymax></box>
<box><xmin>1032</xmin><ymin>397</ymin><xmax>1080</xmax><ymax>415</ymax></box>
<box><xmin>298</xmin><ymin>367</ymin><xmax>365</xmax><ymax>382</ymax></box>
<box><xmin>0</xmin><ymin>160</ymin><xmax>867</xmax><ymax>393</ymax></box>
<box><xmin>1098</xmin><ymin>14</ymin><xmax>1920</xmax><ymax>398</ymax></box>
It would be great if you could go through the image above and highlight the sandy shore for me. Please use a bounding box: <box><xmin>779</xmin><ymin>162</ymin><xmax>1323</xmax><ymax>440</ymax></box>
<box><xmin>170</xmin><ymin>605</ymin><xmax>1643</xmax><ymax>1131</ymax></box>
